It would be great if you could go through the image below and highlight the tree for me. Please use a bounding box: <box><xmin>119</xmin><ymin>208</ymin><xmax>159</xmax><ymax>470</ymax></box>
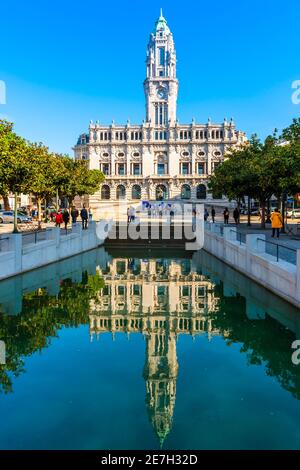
<box><xmin>281</xmin><ymin>117</ymin><xmax>300</xmax><ymax>143</ymax></box>
<box><xmin>209</xmin><ymin>131</ymin><xmax>300</xmax><ymax>229</ymax></box>
<box><xmin>58</xmin><ymin>157</ymin><xmax>104</xmax><ymax>206</ymax></box>
<box><xmin>0</xmin><ymin>121</ymin><xmax>13</xmax><ymax>210</ymax></box>
<box><xmin>27</xmin><ymin>144</ymin><xmax>65</xmax><ymax>223</ymax></box>
<box><xmin>279</xmin><ymin>120</ymin><xmax>300</xmax><ymax>229</ymax></box>
<box><xmin>0</xmin><ymin>120</ymin><xmax>31</xmax><ymax>232</ymax></box>
<box><xmin>209</xmin><ymin>136</ymin><xmax>260</xmax><ymax>226</ymax></box>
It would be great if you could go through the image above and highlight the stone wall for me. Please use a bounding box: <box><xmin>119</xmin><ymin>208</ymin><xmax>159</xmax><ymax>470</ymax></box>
<box><xmin>203</xmin><ymin>225</ymin><xmax>300</xmax><ymax>309</ymax></box>
<box><xmin>0</xmin><ymin>221</ymin><xmax>111</xmax><ymax>281</ymax></box>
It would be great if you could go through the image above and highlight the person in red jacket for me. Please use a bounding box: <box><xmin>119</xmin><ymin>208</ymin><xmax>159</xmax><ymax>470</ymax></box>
<box><xmin>55</xmin><ymin>211</ymin><xmax>63</xmax><ymax>228</ymax></box>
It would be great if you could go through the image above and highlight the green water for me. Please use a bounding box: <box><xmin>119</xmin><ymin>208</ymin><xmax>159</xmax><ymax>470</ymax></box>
<box><xmin>0</xmin><ymin>247</ymin><xmax>300</xmax><ymax>450</ymax></box>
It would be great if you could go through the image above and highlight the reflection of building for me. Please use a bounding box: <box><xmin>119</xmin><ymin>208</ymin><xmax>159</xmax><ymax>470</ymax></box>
<box><xmin>89</xmin><ymin>257</ymin><xmax>220</xmax><ymax>444</ymax></box>
<box><xmin>74</xmin><ymin>10</ymin><xmax>246</xmax><ymax>212</ymax></box>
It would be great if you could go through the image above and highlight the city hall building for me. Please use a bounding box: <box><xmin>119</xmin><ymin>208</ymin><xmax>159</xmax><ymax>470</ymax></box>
<box><xmin>74</xmin><ymin>10</ymin><xmax>246</xmax><ymax>212</ymax></box>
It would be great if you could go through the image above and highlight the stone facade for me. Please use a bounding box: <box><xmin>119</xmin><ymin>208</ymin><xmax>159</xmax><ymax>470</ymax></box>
<box><xmin>74</xmin><ymin>10</ymin><xmax>246</xmax><ymax>212</ymax></box>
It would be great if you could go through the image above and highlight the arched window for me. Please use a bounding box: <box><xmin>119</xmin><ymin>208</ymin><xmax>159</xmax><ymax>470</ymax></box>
<box><xmin>181</xmin><ymin>184</ymin><xmax>191</xmax><ymax>200</ymax></box>
<box><xmin>116</xmin><ymin>184</ymin><xmax>126</xmax><ymax>200</ymax></box>
<box><xmin>132</xmin><ymin>184</ymin><xmax>141</xmax><ymax>200</ymax></box>
<box><xmin>156</xmin><ymin>184</ymin><xmax>168</xmax><ymax>201</ymax></box>
<box><xmin>101</xmin><ymin>185</ymin><xmax>110</xmax><ymax>200</ymax></box>
<box><xmin>196</xmin><ymin>184</ymin><xmax>207</xmax><ymax>200</ymax></box>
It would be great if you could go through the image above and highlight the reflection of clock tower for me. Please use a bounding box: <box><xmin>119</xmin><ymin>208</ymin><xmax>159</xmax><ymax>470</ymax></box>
<box><xmin>144</xmin><ymin>9</ymin><xmax>178</xmax><ymax>126</ymax></box>
<box><xmin>143</xmin><ymin>327</ymin><xmax>178</xmax><ymax>447</ymax></box>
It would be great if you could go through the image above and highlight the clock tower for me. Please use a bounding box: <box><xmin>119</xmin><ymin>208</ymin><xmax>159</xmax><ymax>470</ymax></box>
<box><xmin>144</xmin><ymin>9</ymin><xmax>178</xmax><ymax>126</ymax></box>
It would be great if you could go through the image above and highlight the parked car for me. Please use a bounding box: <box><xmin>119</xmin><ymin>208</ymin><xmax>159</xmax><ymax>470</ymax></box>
<box><xmin>250</xmin><ymin>208</ymin><xmax>261</xmax><ymax>216</ymax></box>
<box><xmin>241</xmin><ymin>208</ymin><xmax>260</xmax><ymax>216</ymax></box>
<box><xmin>287</xmin><ymin>208</ymin><xmax>300</xmax><ymax>218</ymax></box>
<box><xmin>0</xmin><ymin>211</ymin><xmax>32</xmax><ymax>224</ymax></box>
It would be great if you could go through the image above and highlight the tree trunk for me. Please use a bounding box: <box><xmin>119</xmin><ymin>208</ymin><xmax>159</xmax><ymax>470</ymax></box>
<box><xmin>247</xmin><ymin>196</ymin><xmax>251</xmax><ymax>226</ymax></box>
<box><xmin>37</xmin><ymin>197</ymin><xmax>42</xmax><ymax>222</ymax></box>
<box><xmin>277</xmin><ymin>195</ymin><xmax>281</xmax><ymax>211</ymax></box>
<box><xmin>13</xmin><ymin>193</ymin><xmax>18</xmax><ymax>233</ymax></box>
<box><xmin>1</xmin><ymin>194</ymin><xmax>10</xmax><ymax>210</ymax></box>
<box><xmin>37</xmin><ymin>197</ymin><xmax>43</xmax><ymax>230</ymax></box>
<box><xmin>56</xmin><ymin>188</ymin><xmax>59</xmax><ymax>211</ymax></box>
<box><xmin>281</xmin><ymin>193</ymin><xmax>286</xmax><ymax>233</ymax></box>
<box><xmin>260</xmin><ymin>200</ymin><xmax>266</xmax><ymax>229</ymax></box>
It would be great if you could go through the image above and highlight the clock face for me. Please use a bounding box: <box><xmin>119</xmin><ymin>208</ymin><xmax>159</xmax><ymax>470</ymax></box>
<box><xmin>157</xmin><ymin>88</ymin><xmax>167</xmax><ymax>99</ymax></box>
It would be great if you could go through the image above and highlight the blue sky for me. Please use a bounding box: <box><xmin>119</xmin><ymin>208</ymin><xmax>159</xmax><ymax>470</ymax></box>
<box><xmin>0</xmin><ymin>0</ymin><xmax>299</xmax><ymax>154</ymax></box>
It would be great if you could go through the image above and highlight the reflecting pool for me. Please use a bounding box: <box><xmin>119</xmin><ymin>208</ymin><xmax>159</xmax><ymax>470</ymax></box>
<box><xmin>0</xmin><ymin>247</ymin><xmax>300</xmax><ymax>450</ymax></box>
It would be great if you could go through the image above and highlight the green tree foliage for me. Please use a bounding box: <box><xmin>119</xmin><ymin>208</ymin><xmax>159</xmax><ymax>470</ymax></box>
<box><xmin>27</xmin><ymin>143</ymin><xmax>66</xmax><ymax>221</ymax></box>
<box><xmin>209</xmin><ymin>135</ymin><xmax>261</xmax><ymax>225</ymax></box>
<box><xmin>209</xmin><ymin>129</ymin><xmax>300</xmax><ymax>228</ymax></box>
<box><xmin>0</xmin><ymin>120</ymin><xmax>32</xmax><ymax>230</ymax></box>
<box><xmin>0</xmin><ymin>120</ymin><xmax>105</xmax><ymax>223</ymax></box>
<box><xmin>58</xmin><ymin>156</ymin><xmax>104</xmax><ymax>205</ymax></box>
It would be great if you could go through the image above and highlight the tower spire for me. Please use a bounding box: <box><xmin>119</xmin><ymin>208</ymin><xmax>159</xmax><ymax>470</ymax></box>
<box><xmin>144</xmin><ymin>10</ymin><xmax>178</xmax><ymax>125</ymax></box>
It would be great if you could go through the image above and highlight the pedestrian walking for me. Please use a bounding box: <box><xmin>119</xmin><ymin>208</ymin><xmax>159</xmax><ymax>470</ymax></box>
<box><xmin>62</xmin><ymin>209</ymin><xmax>70</xmax><ymax>231</ymax></box>
<box><xmin>31</xmin><ymin>207</ymin><xmax>37</xmax><ymax>220</ymax></box>
<box><xmin>55</xmin><ymin>211</ymin><xmax>63</xmax><ymax>228</ymax></box>
<box><xmin>50</xmin><ymin>209</ymin><xmax>56</xmax><ymax>222</ymax></box>
<box><xmin>71</xmin><ymin>206</ymin><xmax>79</xmax><ymax>224</ymax></box>
<box><xmin>233</xmin><ymin>207</ymin><xmax>240</xmax><ymax>225</ymax></box>
<box><xmin>271</xmin><ymin>208</ymin><xmax>283</xmax><ymax>238</ymax></box>
<box><xmin>223</xmin><ymin>207</ymin><xmax>229</xmax><ymax>224</ymax></box>
<box><xmin>127</xmin><ymin>207</ymin><xmax>131</xmax><ymax>223</ymax></box>
<box><xmin>89</xmin><ymin>208</ymin><xmax>93</xmax><ymax>221</ymax></box>
<box><xmin>204</xmin><ymin>208</ymin><xmax>209</xmax><ymax>222</ymax></box>
<box><xmin>80</xmin><ymin>205</ymin><xmax>88</xmax><ymax>229</ymax></box>
<box><xmin>211</xmin><ymin>206</ymin><xmax>216</xmax><ymax>223</ymax></box>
